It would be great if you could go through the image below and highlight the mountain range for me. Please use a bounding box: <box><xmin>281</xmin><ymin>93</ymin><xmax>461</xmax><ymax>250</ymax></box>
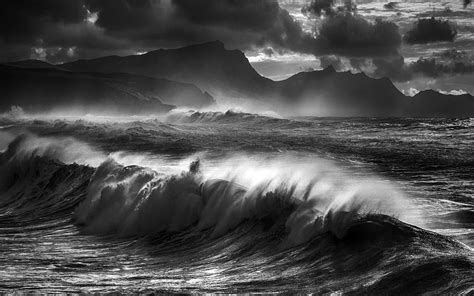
<box><xmin>0</xmin><ymin>62</ymin><xmax>213</xmax><ymax>115</ymax></box>
<box><xmin>1</xmin><ymin>41</ymin><xmax>473</xmax><ymax>117</ymax></box>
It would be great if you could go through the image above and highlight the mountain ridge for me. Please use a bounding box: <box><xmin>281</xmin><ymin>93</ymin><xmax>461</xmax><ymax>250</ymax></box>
<box><xmin>0</xmin><ymin>64</ymin><xmax>214</xmax><ymax>115</ymax></box>
<box><xmin>62</xmin><ymin>41</ymin><xmax>274</xmax><ymax>99</ymax></box>
<box><xmin>5</xmin><ymin>41</ymin><xmax>474</xmax><ymax>117</ymax></box>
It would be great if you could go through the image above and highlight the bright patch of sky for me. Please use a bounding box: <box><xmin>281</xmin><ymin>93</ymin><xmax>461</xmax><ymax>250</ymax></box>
<box><xmin>247</xmin><ymin>49</ymin><xmax>320</xmax><ymax>80</ymax></box>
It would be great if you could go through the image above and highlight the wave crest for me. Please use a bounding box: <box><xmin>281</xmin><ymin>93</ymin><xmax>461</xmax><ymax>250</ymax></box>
<box><xmin>0</xmin><ymin>132</ymin><xmax>420</xmax><ymax>247</ymax></box>
<box><xmin>165</xmin><ymin>109</ymin><xmax>283</xmax><ymax>124</ymax></box>
<box><xmin>72</xmin><ymin>153</ymin><xmax>415</xmax><ymax>246</ymax></box>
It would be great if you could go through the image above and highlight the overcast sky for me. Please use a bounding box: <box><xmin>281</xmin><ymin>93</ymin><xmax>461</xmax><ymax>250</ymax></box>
<box><xmin>1</xmin><ymin>0</ymin><xmax>473</xmax><ymax>95</ymax></box>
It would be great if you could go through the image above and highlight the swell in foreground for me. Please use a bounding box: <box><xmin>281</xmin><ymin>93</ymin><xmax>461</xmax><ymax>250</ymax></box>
<box><xmin>0</xmin><ymin>113</ymin><xmax>473</xmax><ymax>294</ymax></box>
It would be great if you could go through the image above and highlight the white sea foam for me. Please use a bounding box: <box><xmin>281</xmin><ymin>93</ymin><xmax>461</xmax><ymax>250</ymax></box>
<box><xmin>72</xmin><ymin>152</ymin><xmax>420</xmax><ymax>246</ymax></box>
<box><xmin>0</xmin><ymin>132</ymin><xmax>422</xmax><ymax>246</ymax></box>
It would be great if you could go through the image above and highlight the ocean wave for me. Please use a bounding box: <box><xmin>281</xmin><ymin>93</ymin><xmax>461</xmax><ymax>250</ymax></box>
<box><xmin>0</xmin><ymin>133</ymin><xmax>472</xmax><ymax>294</ymax></box>
<box><xmin>1</xmin><ymin>133</ymin><xmax>417</xmax><ymax>245</ymax></box>
<box><xmin>165</xmin><ymin>109</ymin><xmax>289</xmax><ymax>125</ymax></box>
<box><xmin>0</xmin><ymin>139</ymin><xmax>93</xmax><ymax>227</ymax></box>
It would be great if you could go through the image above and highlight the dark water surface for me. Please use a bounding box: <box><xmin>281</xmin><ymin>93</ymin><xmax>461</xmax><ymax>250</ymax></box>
<box><xmin>0</xmin><ymin>112</ymin><xmax>472</xmax><ymax>294</ymax></box>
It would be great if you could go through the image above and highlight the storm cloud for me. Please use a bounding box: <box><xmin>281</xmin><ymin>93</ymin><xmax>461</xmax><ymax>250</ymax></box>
<box><xmin>302</xmin><ymin>0</ymin><xmax>335</xmax><ymax>17</ymax></box>
<box><xmin>85</xmin><ymin>0</ymin><xmax>310</xmax><ymax>49</ymax></box>
<box><xmin>315</xmin><ymin>13</ymin><xmax>401</xmax><ymax>57</ymax></box>
<box><xmin>1</xmin><ymin>0</ymin><xmax>317</xmax><ymax>63</ymax></box>
<box><xmin>302</xmin><ymin>0</ymin><xmax>401</xmax><ymax>57</ymax></box>
<box><xmin>409</xmin><ymin>54</ymin><xmax>474</xmax><ymax>78</ymax></box>
<box><xmin>404</xmin><ymin>17</ymin><xmax>457</xmax><ymax>44</ymax></box>
<box><xmin>1</xmin><ymin>0</ymin><xmax>406</xmax><ymax>64</ymax></box>
<box><xmin>371</xmin><ymin>49</ymin><xmax>474</xmax><ymax>82</ymax></box>
<box><xmin>3</xmin><ymin>0</ymin><xmax>468</xmax><ymax>87</ymax></box>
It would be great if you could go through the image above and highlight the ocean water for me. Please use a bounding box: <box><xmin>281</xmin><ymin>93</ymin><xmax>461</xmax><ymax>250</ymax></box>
<box><xmin>0</xmin><ymin>111</ymin><xmax>472</xmax><ymax>294</ymax></box>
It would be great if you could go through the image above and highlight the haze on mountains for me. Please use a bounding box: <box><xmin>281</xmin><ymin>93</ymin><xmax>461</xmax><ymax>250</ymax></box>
<box><xmin>2</xmin><ymin>41</ymin><xmax>473</xmax><ymax>117</ymax></box>
<box><xmin>1</xmin><ymin>0</ymin><xmax>473</xmax><ymax>117</ymax></box>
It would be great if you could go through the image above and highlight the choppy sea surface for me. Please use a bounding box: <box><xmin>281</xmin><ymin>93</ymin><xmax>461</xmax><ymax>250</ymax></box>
<box><xmin>0</xmin><ymin>111</ymin><xmax>472</xmax><ymax>294</ymax></box>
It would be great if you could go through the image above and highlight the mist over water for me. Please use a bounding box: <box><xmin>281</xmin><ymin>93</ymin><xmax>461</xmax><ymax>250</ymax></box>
<box><xmin>0</xmin><ymin>109</ymin><xmax>472</xmax><ymax>293</ymax></box>
<box><xmin>2</xmin><ymin>0</ymin><xmax>474</xmax><ymax>291</ymax></box>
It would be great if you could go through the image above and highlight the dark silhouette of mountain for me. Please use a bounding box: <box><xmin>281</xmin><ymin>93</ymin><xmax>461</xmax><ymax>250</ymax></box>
<box><xmin>62</xmin><ymin>41</ymin><xmax>274</xmax><ymax>98</ymax></box>
<box><xmin>6</xmin><ymin>59</ymin><xmax>64</xmax><ymax>70</ymax></box>
<box><xmin>408</xmin><ymin>90</ymin><xmax>474</xmax><ymax>117</ymax></box>
<box><xmin>58</xmin><ymin>41</ymin><xmax>473</xmax><ymax>117</ymax></box>
<box><xmin>278</xmin><ymin>68</ymin><xmax>474</xmax><ymax>117</ymax></box>
<box><xmin>6</xmin><ymin>42</ymin><xmax>473</xmax><ymax>117</ymax></box>
<box><xmin>276</xmin><ymin>67</ymin><xmax>407</xmax><ymax>116</ymax></box>
<box><xmin>0</xmin><ymin>65</ymin><xmax>214</xmax><ymax>115</ymax></box>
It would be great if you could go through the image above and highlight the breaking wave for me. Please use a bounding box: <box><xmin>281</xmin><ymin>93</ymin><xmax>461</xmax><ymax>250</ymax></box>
<box><xmin>0</xmin><ymin>132</ymin><xmax>472</xmax><ymax>294</ymax></box>
<box><xmin>2</xmin><ymin>132</ymin><xmax>413</xmax><ymax>241</ymax></box>
<box><xmin>165</xmin><ymin>109</ymin><xmax>287</xmax><ymax>125</ymax></box>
